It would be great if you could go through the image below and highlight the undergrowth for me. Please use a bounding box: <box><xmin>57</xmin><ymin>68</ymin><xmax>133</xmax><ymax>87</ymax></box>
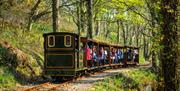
<box><xmin>91</xmin><ymin>69</ymin><xmax>157</xmax><ymax>91</ymax></box>
<box><xmin>0</xmin><ymin>66</ymin><xmax>16</xmax><ymax>90</ymax></box>
<box><xmin>0</xmin><ymin>22</ymin><xmax>51</xmax><ymax>89</ymax></box>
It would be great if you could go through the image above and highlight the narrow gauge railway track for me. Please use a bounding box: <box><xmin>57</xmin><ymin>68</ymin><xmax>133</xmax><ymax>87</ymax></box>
<box><xmin>24</xmin><ymin>80</ymin><xmax>72</xmax><ymax>91</ymax></box>
<box><xmin>24</xmin><ymin>82</ymin><xmax>51</xmax><ymax>91</ymax></box>
<box><xmin>23</xmin><ymin>63</ymin><xmax>150</xmax><ymax>91</ymax></box>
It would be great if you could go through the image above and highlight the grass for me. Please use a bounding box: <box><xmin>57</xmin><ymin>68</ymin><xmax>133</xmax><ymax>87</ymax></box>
<box><xmin>1</xmin><ymin>28</ymin><xmax>43</xmax><ymax>54</ymax></box>
<box><xmin>0</xmin><ymin>23</ymin><xmax>50</xmax><ymax>90</ymax></box>
<box><xmin>91</xmin><ymin>69</ymin><xmax>157</xmax><ymax>91</ymax></box>
<box><xmin>0</xmin><ymin>66</ymin><xmax>17</xmax><ymax>90</ymax></box>
<box><xmin>139</xmin><ymin>56</ymin><xmax>146</xmax><ymax>64</ymax></box>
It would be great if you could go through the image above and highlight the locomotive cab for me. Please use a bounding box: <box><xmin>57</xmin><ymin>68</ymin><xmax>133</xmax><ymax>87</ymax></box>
<box><xmin>43</xmin><ymin>32</ymin><xmax>79</xmax><ymax>77</ymax></box>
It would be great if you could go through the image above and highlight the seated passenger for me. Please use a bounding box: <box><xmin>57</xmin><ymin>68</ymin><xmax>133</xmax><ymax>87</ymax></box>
<box><xmin>104</xmin><ymin>49</ymin><xmax>108</xmax><ymax>64</ymax></box>
<box><xmin>110</xmin><ymin>48</ymin><xmax>115</xmax><ymax>64</ymax></box>
<box><xmin>117</xmin><ymin>49</ymin><xmax>123</xmax><ymax>63</ymax></box>
<box><xmin>75</xmin><ymin>37</ymin><xmax>78</xmax><ymax>52</ymax></box>
<box><xmin>85</xmin><ymin>45</ymin><xmax>92</xmax><ymax>67</ymax></box>
<box><xmin>133</xmin><ymin>49</ymin><xmax>139</xmax><ymax>63</ymax></box>
<box><xmin>114</xmin><ymin>49</ymin><xmax>119</xmax><ymax>64</ymax></box>
<box><xmin>123</xmin><ymin>51</ymin><xmax>128</xmax><ymax>65</ymax></box>
<box><xmin>99</xmin><ymin>47</ymin><xmax>105</xmax><ymax>65</ymax></box>
<box><xmin>92</xmin><ymin>46</ymin><xmax>98</xmax><ymax>66</ymax></box>
<box><xmin>127</xmin><ymin>50</ymin><xmax>133</xmax><ymax>61</ymax></box>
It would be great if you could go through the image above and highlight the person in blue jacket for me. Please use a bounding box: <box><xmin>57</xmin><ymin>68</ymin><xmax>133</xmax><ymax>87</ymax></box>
<box><xmin>117</xmin><ymin>49</ymin><xmax>123</xmax><ymax>63</ymax></box>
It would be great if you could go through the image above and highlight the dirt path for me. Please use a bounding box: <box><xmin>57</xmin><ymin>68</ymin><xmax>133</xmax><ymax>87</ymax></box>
<box><xmin>59</xmin><ymin>68</ymin><xmax>134</xmax><ymax>91</ymax></box>
<box><xmin>15</xmin><ymin>64</ymin><xmax>151</xmax><ymax>91</ymax></box>
<box><xmin>57</xmin><ymin>65</ymin><xmax>151</xmax><ymax>91</ymax></box>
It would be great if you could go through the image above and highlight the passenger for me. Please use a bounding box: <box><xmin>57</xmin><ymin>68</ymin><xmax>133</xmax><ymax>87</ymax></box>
<box><xmin>99</xmin><ymin>47</ymin><xmax>106</xmax><ymax>65</ymax></box>
<box><xmin>75</xmin><ymin>38</ymin><xmax>79</xmax><ymax>52</ymax></box>
<box><xmin>104</xmin><ymin>49</ymin><xmax>108</xmax><ymax>64</ymax></box>
<box><xmin>114</xmin><ymin>49</ymin><xmax>118</xmax><ymax>64</ymax></box>
<box><xmin>110</xmin><ymin>48</ymin><xmax>115</xmax><ymax>64</ymax></box>
<box><xmin>127</xmin><ymin>50</ymin><xmax>133</xmax><ymax>61</ymax></box>
<box><xmin>133</xmin><ymin>49</ymin><xmax>139</xmax><ymax>63</ymax></box>
<box><xmin>117</xmin><ymin>49</ymin><xmax>123</xmax><ymax>63</ymax></box>
<box><xmin>85</xmin><ymin>45</ymin><xmax>92</xmax><ymax>67</ymax></box>
<box><xmin>123</xmin><ymin>51</ymin><xmax>128</xmax><ymax>65</ymax></box>
<box><xmin>110</xmin><ymin>48</ymin><xmax>112</xmax><ymax>64</ymax></box>
<box><xmin>92</xmin><ymin>46</ymin><xmax>98</xmax><ymax>66</ymax></box>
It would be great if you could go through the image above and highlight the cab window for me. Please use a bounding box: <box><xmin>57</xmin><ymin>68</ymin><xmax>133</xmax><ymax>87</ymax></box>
<box><xmin>48</xmin><ymin>35</ymin><xmax>55</xmax><ymax>47</ymax></box>
<box><xmin>64</xmin><ymin>35</ymin><xmax>71</xmax><ymax>47</ymax></box>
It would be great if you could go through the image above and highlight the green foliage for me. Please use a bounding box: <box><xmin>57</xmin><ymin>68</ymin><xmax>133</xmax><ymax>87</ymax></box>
<box><xmin>92</xmin><ymin>69</ymin><xmax>157</xmax><ymax>91</ymax></box>
<box><xmin>94</xmin><ymin>35</ymin><xmax>107</xmax><ymax>42</ymax></box>
<box><xmin>32</xmin><ymin>22</ymin><xmax>52</xmax><ymax>33</ymax></box>
<box><xmin>139</xmin><ymin>50</ymin><xmax>146</xmax><ymax>64</ymax></box>
<box><xmin>0</xmin><ymin>66</ymin><xmax>16</xmax><ymax>90</ymax></box>
<box><xmin>0</xmin><ymin>23</ymin><xmax>48</xmax><ymax>55</ymax></box>
<box><xmin>139</xmin><ymin>56</ymin><xmax>145</xmax><ymax>64</ymax></box>
<box><xmin>108</xmin><ymin>32</ymin><xmax>117</xmax><ymax>43</ymax></box>
<box><xmin>93</xmin><ymin>32</ymin><xmax>117</xmax><ymax>44</ymax></box>
<box><xmin>128</xmin><ymin>69</ymin><xmax>156</xmax><ymax>85</ymax></box>
<box><xmin>0</xmin><ymin>47</ymin><xmax>8</xmax><ymax>66</ymax></box>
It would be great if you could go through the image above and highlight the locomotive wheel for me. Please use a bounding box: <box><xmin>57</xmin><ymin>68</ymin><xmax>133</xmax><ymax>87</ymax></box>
<box><xmin>51</xmin><ymin>76</ymin><xmax>73</xmax><ymax>82</ymax></box>
<box><xmin>51</xmin><ymin>76</ymin><xmax>64</xmax><ymax>82</ymax></box>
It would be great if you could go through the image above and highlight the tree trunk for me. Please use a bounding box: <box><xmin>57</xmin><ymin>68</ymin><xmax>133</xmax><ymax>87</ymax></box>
<box><xmin>145</xmin><ymin>0</ymin><xmax>158</xmax><ymax>68</ymax></box>
<box><xmin>105</xmin><ymin>23</ymin><xmax>110</xmax><ymax>38</ymax></box>
<box><xmin>143</xmin><ymin>34</ymin><xmax>146</xmax><ymax>59</ymax></box>
<box><xmin>136</xmin><ymin>25</ymin><xmax>140</xmax><ymax>47</ymax></box>
<box><xmin>103</xmin><ymin>21</ymin><xmax>107</xmax><ymax>35</ymax></box>
<box><xmin>117</xmin><ymin>20</ymin><xmax>120</xmax><ymax>43</ymax></box>
<box><xmin>177</xmin><ymin>52</ymin><xmax>180</xmax><ymax>91</ymax></box>
<box><xmin>125</xmin><ymin>23</ymin><xmax>129</xmax><ymax>45</ymax></box>
<box><xmin>27</xmin><ymin>0</ymin><xmax>41</xmax><ymax>31</ymax></box>
<box><xmin>95</xmin><ymin>20</ymin><xmax>100</xmax><ymax>35</ymax></box>
<box><xmin>87</xmin><ymin>0</ymin><xmax>93</xmax><ymax>39</ymax></box>
<box><xmin>52</xmin><ymin>0</ymin><xmax>59</xmax><ymax>32</ymax></box>
<box><xmin>129</xmin><ymin>27</ymin><xmax>133</xmax><ymax>46</ymax></box>
<box><xmin>80</xmin><ymin>0</ymin><xmax>85</xmax><ymax>33</ymax></box>
<box><xmin>77</xmin><ymin>1</ymin><xmax>81</xmax><ymax>35</ymax></box>
<box><xmin>151</xmin><ymin>28</ymin><xmax>156</xmax><ymax>68</ymax></box>
<box><xmin>160</xmin><ymin>0</ymin><xmax>179</xmax><ymax>90</ymax></box>
<box><xmin>120</xmin><ymin>21</ymin><xmax>126</xmax><ymax>46</ymax></box>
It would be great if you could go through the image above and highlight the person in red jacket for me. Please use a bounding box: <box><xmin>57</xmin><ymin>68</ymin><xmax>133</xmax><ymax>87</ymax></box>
<box><xmin>85</xmin><ymin>45</ymin><xmax>92</xmax><ymax>67</ymax></box>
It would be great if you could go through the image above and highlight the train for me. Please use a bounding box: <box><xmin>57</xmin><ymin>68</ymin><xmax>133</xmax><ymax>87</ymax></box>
<box><xmin>43</xmin><ymin>32</ymin><xmax>139</xmax><ymax>79</ymax></box>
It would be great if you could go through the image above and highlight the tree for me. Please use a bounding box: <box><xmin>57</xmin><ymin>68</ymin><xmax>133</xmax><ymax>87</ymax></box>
<box><xmin>52</xmin><ymin>0</ymin><xmax>59</xmax><ymax>32</ymax></box>
<box><xmin>87</xmin><ymin>0</ymin><xmax>93</xmax><ymax>39</ymax></box>
<box><xmin>159</xmin><ymin>0</ymin><xmax>179</xmax><ymax>90</ymax></box>
<box><xmin>27</xmin><ymin>0</ymin><xmax>41</xmax><ymax>31</ymax></box>
<box><xmin>145</xmin><ymin>0</ymin><xmax>159</xmax><ymax>68</ymax></box>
